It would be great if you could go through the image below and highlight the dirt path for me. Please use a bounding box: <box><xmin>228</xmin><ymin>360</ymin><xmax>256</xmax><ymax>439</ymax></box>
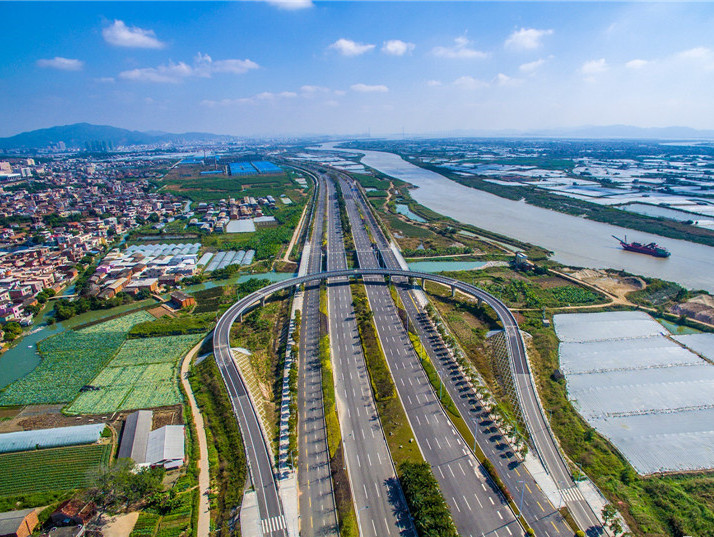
<box><xmin>180</xmin><ymin>340</ymin><xmax>211</xmax><ymax>537</ymax></box>
<box><xmin>100</xmin><ymin>512</ymin><xmax>140</xmax><ymax>537</ymax></box>
<box><xmin>282</xmin><ymin>199</ymin><xmax>310</xmax><ymax>263</ymax></box>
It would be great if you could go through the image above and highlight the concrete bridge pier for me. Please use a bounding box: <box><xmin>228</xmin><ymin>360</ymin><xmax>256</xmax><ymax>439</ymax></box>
<box><xmin>451</xmin><ymin>285</ymin><xmax>456</xmax><ymax>297</ymax></box>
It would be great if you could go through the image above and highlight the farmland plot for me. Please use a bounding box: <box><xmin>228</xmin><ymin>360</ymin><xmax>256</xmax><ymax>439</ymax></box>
<box><xmin>110</xmin><ymin>335</ymin><xmax>200</xmax><ymax>366</ymax></box>
<box><xmin>0</xmin><ymin>311</ymin><xmax>154</xmax><ymax>406</ymax></box>
<box><xmin>66</xmin><ymin>335</ymin><xmax>200</xmax><ymax>414</ymax></box>
<box><xmin>0</xmin><ymin>443</ymin><xmax>111</xmax><ymax>496</ymax></box>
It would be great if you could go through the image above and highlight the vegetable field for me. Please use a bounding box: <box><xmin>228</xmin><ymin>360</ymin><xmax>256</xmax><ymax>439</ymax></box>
<box><xmin>0</xmin><ymin>311</ymin><xmax>154</xmax><ymax>406</ymax></box>
<box><xmin>110</xmin><ymin>335</ymin><xmax>200</xmax><ymax>366</ymax></box>
<box><xmin>130</xmin><ymin>488</ymin><xmax>194</xmax><ymax>537</ymax></box>
<box><xmin>0</xmin><ymin>444</ymin><xmax>111</xmax><ymax>496</ymax></box>
<box><xmin>66</xmin><ymin>334</ymin><xmax>200</xmax><ymax>414</ymax></box>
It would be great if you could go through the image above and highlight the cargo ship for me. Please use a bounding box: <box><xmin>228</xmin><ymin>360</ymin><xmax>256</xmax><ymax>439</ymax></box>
<box><xmin>612</xmin><ymin>236</ymin><xmax>671</xmax><ymax>258</ymax></box>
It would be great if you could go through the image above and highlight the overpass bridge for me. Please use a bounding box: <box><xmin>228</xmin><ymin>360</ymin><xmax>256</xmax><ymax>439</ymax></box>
<box><xmin>213</xmin><ymin>267</ymin><xmax>596</xmax><ymax>535</ymax></box>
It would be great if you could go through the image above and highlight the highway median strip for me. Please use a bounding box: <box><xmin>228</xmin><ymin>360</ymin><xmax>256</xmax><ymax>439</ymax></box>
<box><xmin>320</xmin><ymin>284</ymin><xmax>358</xmax><ymax>537</ymax></box>
<box><xmin>350</xmin><ymin>279</ymin><xmax>459</xmax><ymax>537</ymax></box>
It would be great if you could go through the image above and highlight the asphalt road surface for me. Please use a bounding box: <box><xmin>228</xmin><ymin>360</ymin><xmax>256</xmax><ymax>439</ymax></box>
<box><xmin>324</xmin><ymin>177</ymin><xmax>416</xmax><ymax>537</ymax></box>
<box><xmin>297</xmin><ymin>172</ymin><xmax>339</xmax><ymax>537</ymax></box>
<box><xmin>213</xmin><ymin>303</ymin><xmax>288</xmax><ymax>537</ymax></box>
<box><xmin>340</xmin><ymin>176</ymin><xmax>524</xmax><ymax>537</ymax></box>
<box><xmin>346</xmin><ymin>174</ymin><xmax>604</xmax><ymax>536</ymax></box>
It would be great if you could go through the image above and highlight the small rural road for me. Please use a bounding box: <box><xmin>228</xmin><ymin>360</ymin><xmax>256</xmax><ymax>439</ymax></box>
<box><xmin>181</xmin><ymin>340</ymin><xmax>211</xmax><ymax>537</ymax></box>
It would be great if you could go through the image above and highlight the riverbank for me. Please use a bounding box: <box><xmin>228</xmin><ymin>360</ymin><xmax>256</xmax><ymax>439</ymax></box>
<box><xmin>315</xmin><ymin>143</ymin><xmax>714</xmax><ymax>293</ymax></box>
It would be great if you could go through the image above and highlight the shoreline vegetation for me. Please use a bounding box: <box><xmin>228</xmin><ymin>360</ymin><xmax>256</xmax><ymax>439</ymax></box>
<box><xmin>340</xmin><ymin>140</ymin><xmax>714</xmax><ymax>249</ymax></box>
<box><xmin>345</xmin><ymin>162</ymin><xmax>714</xmax><ymax>537</ymax></box>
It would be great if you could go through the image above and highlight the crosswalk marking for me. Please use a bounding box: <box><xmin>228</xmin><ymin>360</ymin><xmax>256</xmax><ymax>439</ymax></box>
<box><xmin>260</xmin><ymin>515</ymin><xmax>286</xmax><ymax>535</ymax></box>
<box><xmin>561</xmin><ymin>486</ymin><xmax>585</xmax><ymax>503</ymax></box>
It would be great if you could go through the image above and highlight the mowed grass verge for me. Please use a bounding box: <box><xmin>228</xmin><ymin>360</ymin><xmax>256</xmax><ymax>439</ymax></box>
<box><xmin>0</xmin><ymin>444</ymin><xmax>111</xmax><ymax>496</ymax></box>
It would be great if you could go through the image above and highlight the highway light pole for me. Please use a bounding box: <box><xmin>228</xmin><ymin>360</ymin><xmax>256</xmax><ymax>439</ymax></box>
<box><xmin>472</xmin><ymin>418</ymin><xmax>479</xmax><ymax>453</ymax></box>
<box><xmin>356</xmin><ymin>504</ymin><xmax>369</xmax><ymax>534</ymax></box>
<box><xmin>518</xmin><ymin>480</ymin><xmax>525</xmax><ymax>514</ymax></box>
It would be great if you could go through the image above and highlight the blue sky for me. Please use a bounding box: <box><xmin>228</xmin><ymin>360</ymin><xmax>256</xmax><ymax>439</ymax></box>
<box><xmin>2</xmin><ymin>1</ymin><xmax>714</xmax><ymax>137</ymax></box>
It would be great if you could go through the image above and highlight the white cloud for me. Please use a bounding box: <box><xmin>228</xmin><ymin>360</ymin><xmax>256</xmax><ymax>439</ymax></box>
<box><xmin>677</xmin><ymin>46</ymin><xmax>713</xmax><ymax>61</ymax></box>
<box><xmin>505</xmin><ymin>28</ymin><xmax>553</xmax><ymax>51</ymax></box>
<box><xmin>102</xmin><ymin>20</ymin><xmax>165</xmax><ymax>49</ymax></box>
<box><xmin>453</xmin><ymin>75</ymin><xmax>488</xmax><ymax>90</ymax></box>
<box><xmin>265</xmin><ymin>0</ymin><xmax>313</xmax><ymax>9</ymax></box>
<box><xmin>36</xmin><ymin>57</ymin><xmax>84</xmax><ymax>71</ymax></box>
<box><xmin>329</xmin><ymin>38</ymin><xmax>375</xmax><ymax>57</ymax></box>
<box><xmin>301</xmin><ymin>85</ymin><xmax>330</xmax><ymax>93</ymax></box>
<box><xmin>202</xmin><ymin>89</ymin><xmax>302</xmax><ymax>107</ymax></box>
<box><xmin>195</xmin><ymin>53</ymin><xmax>259</xmax><ymax>75</ymax></box>
<box><xmin>256</xmin><ymin>91</ymin><xmax>298</xmax><ymax>100</ymax></box>
<box><xmin>120</xmin><ymin>62</ymin><xmax>191</xmax><ymax>83</ymax></box>
<box><xmin>626</xmin><ymin>59</ymin><xmax>650</xmax><ymax>69</ymax></box>
<box><xmin>96</xmin><ymin>77</ymin><xmax>115</xmax><ymax>83</ymax></box>
<box><xmin>120</xmin><ymin>53</ymin><xmax>258</xmax><ymax>83</ymax></box>
<box><xmin>494</xmin><ymin>73</ymin><xmax>522</xmax><ymax>87</ymax></box>
<box><xmin>426</xmin><ymin>80</ymin><xmax>442</xmax><ymax>87</ymax></box>
<box><xmin>580</xmin><ymin>58</ymin><xmax>608</xmax><ymax>76</ymax></box>
<box><xmin>351</xmin><ymin>83</ymin><xmax>389</xmax><ymax>93</ymax></box>
<box><xmin>519</xmin><ymin>58</ymin><xmax>546</xmax><ymax>73</ymax></box>
<box><xmin>382</xmin><ymin>40</ymin><xmax>415</xmax><ymax>56</ymax></box>
<box><xmin>432</xmin><ymin>36</ymin><xmax>488</xmax><ymax>59</ymax></box>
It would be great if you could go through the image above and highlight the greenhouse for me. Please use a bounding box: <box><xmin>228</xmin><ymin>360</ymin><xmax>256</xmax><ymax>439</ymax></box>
<box><xmin>0</xmin><ymin>423</ymin><xmax>105</xmax><ymax>454</ymax></box>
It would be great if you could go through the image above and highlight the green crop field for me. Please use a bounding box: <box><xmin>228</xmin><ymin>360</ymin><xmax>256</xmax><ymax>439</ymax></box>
<box><xmin>66</xmin><ymin>334</ymin><xmax>199</xmax><ymax>414</ymax></box>
<box><xmin>109</xmin><ymin>335</ymin><xmax>200</xmax><ymax>366</ymax></box>
<box><xmin>0</xmin><ymin>444</ymin><xmax>111</xmax><ymax>496</ymax></box>
<box><xmin>0</xmin><ymin>311</ymin><xmax>154</xmax><ymax>406</ymax></box>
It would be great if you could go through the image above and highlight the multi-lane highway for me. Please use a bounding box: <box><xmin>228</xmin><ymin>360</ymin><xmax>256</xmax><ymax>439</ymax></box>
<box><xmin>346</xmin><ymin>174</ymin><xmax>604</xmax><ymax>536</ymax></box>
<box><xmin>214</xmin><ymin>166</ymin><xmax>604</xmax><ymax>537</ymax></box>
<box><xmin>213</xmin><ymin>299</ymin><xmax>288</xmax><ymax>537</ymax></box>
<box><xmin>339</xmin><ymin>176</ymin><xmax>524</xmax><ymax>537</ymax></box>
<box><xmin>323</xmin><ymin>177</ymin><xmax>415</xmax><ymax>537</ymax></box>
<box><xmin>296</xmin><ymin>173</ymin><xmax>339</xmax><ymax>537</ymax></box>
<box><xmin>344</xmin><ymin>177</ymin><xmax>573</xmax><ymax>537</ymax></box>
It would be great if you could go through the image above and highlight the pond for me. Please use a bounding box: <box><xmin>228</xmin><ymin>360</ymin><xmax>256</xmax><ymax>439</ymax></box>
<box><xmin>0</xmin><ymin>297</ymin><xmax>156</xmax><ymax>390</ymax></box>
<box><xmin>657</xmin><ymin>318</ymin><xmax>702</xmax><ymax>335</ymax></box>
<box><xmin>395</xmin><ymin>204</ymin><xmax>426</xmax><ymax>223</ymax></box>
<box><xmin>181</xmin><ymin>271</ymin><xmax>297</xmax><ymax>294</ymax></box>
<box><xmin>407</xmin><ymin>261</ymin><xmax>488</xmax><ymax>273</ymax></box>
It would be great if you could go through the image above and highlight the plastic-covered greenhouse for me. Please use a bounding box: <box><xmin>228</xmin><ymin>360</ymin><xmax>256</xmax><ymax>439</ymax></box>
<box><xmin>0</xmin><ymin>423</ymin><xmax>105</xmax><ymax>453</ymax></box>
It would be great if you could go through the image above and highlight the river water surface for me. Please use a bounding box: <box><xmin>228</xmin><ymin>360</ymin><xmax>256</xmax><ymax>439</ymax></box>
<box><xmin>315</xmin><ymin>143</ymin><xmax>714</xmax><ymax>293</ymax></box>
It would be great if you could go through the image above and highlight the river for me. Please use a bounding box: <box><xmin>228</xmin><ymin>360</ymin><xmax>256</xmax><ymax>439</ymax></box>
<box><xmin>316</xmin><ymin>143</ymin><xmax>714</xmax><ymax>293</ymax></box>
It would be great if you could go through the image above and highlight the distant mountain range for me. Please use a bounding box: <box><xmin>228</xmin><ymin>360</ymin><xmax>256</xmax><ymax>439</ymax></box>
<box><xmin>0</xmin><ymin>123</ymin><xmax>235</xmax><ymax>151</ymax></box>
<box><xmin>3</xmin><ymin>122</ymin><xmax>714</xmax><ymax>151</ymax></box>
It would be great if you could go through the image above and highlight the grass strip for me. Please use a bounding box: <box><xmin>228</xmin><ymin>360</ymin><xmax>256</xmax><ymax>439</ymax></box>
<box><xmin>408</xmin><ymin>331</ymin><xmax>534</xmax><ymax>533</ymax></box>
<box><xmin>188</xmin><ymin>355</ymin><xmax>247</xmax><ymax>536</ymax></box>
<box><xmin>351</xmin><ymin>281</ymin><xmax>457</xmax><ymax>535</ymax></box>
<box><xmin>351</xmin><ymin>283</ymin><xmax>395</xmax><ymax>401</ymax></box>
<box><xmin>320</xmin><ymin>284</ymin><xmax>356</xmax><ymax>537</ymax></box>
